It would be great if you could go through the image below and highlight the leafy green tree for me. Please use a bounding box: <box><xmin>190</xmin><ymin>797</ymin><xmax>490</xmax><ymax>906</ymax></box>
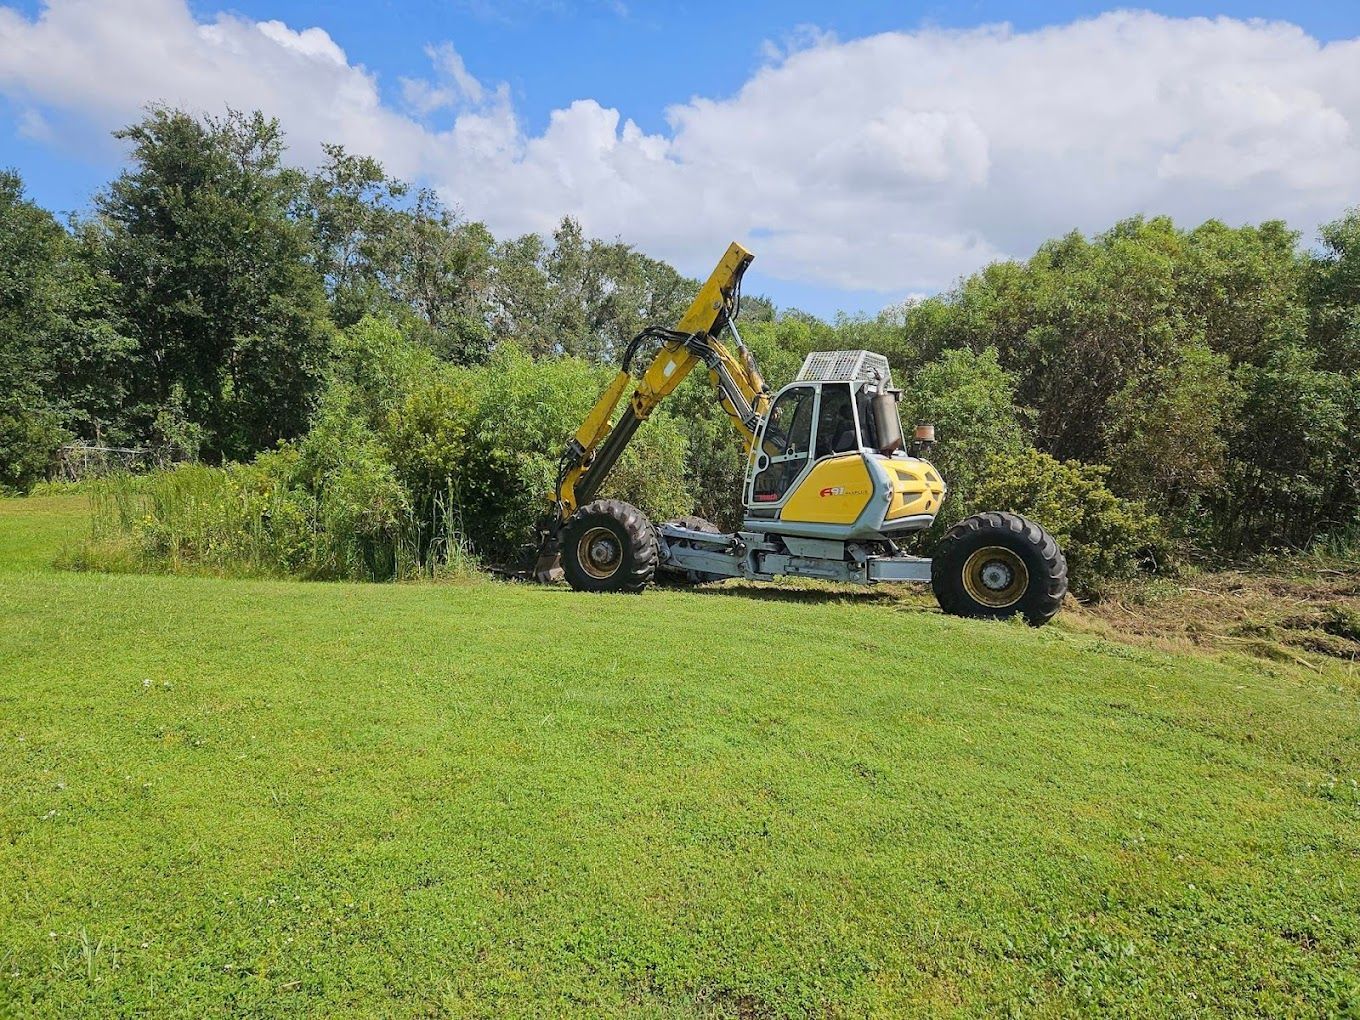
<box><xmin>297</xmin><ymin>150</ymin><xmax>497</xmax><ymax>362</ymax></box>
<box><xmin>383</xmin><ymin>189</ymin><xmax>495</xmax><ymax>364</ymax></box>
<box><xmin>1103</xmin><ymin>340</ymin><xmax>1240</xmax><ymax>530</ymax></box>
<box><xmin>296</xmin><ymin>144</ymin><xmax>408</xmax><ymax>328</ymax></box>
<box><xmin>900</xmin><ymin>348</ymin><xmax>1029</xmax><ymax>529</ymax></box>
<box><xmin>332</xmin><ymin>314</ymin><xmax>443</xmax><ymax>421</ymax></box>
<box><xmin>899</xmin><ymin>222</ymin><xmax>1183</xmax><ymax>465</ymax></box>
<box><xmin>1214</xmin><ymin>346</ymin><xmax>1356</xmax><ymax>551</ymax></box>
<box><xmin>0</xmin><ymin>171</ymin><xmax>135</xmax><ymax>488</ymax></box>
<box><xmin>891</xmin><ymin>212</ymin><xmax>1360</xmax><ymax>564</ymax></box>
<box><xmin>0</xmin><ymin>170</ymin><xmax>66</xmax><ymax>488</ymax></box>
<box><xmin>44</xmin><ymin>220</ymin><xmax>138</xmax><ymax>445</ymax></box>
<box><xmin>1177</xmin><ymin>219</ymin><xmax>1306</xmax><ymax>366</ymax></box>
<box><xmin>488</xmin><ymin>218</ymin><xmax>694</xmax><ymax>362</ymax></box>
<box><xmin>1309</xmin><ymin>208</ymin><xmax>1360</xmax><ymax>373</ymax></box>
<box><xmin>897</xmin><ymin>217</ymin><xmax>1311</xmax><ymax>467</ymax></box>
<box><xmin>1013</xmin><ymin>220</ymin><xmax>1184</xmax><ymax>462</ymax></box>
<box><xmin>99</xmin><ymin>108</ymin><xmax>333</xmax><ymax>461</ymax></box>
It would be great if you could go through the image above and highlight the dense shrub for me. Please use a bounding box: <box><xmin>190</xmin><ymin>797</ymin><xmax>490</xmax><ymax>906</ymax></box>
<box><xmin>371</xmin><ymin>335</ymin><xmax>693</xmax><ymax>559</ymax></box>
<box><xmin>604</xmin><ymin>407</ymin><xmax>693</xmax><ymax>525</ymax></box>
<box><xmin>451</xmin><ymin>344</ymin><xmax>606</xmax><ymax>557</ymax></box>
<box><xmin>78</xmin><ymin>318</ymin><xmax>696</xmax><ymax>577</ymax></box>
<box><xmin>897</xmin><ymin>213</ymin><xmax>1360</xmax><ymax>559</ymax></box>
<box><xmin>671</xmin><ymin>401</ymin><xmax>748</xmax><ymax>530</ymax></box>
<box><xmin>296</xmin><ymin>388</ymin><xmax>412</xmax><ymax>573</ymax></box>
<box><xmin>1212</xmin><ymin>347</ymin><xmax>1359</xmax><ymax>552</ymax></box>
<box><xmin>0</xmin><ymin>408</ymin><xmax>66</xmax><ymax>493</ymax></box>
<box><xmin>967</xmin><ymin>448</ymin><xmax>1162</xmax><ymax>595</ymax></box>
<box><xmin>1102</xmin><ymin>340</ymin><xmax>1239</xmax><ymax>535</ymax></box>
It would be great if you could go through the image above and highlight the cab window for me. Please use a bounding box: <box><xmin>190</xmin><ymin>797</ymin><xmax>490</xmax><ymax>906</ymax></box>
<box><xmin>752</xmin><ymin>386</ymin><xmax>815</xmax><ymax>502</ymax></box>
<box><xmin>815</xmin><ymin>383</ymin><xmax>859</xmax><ymax>458</ymax></box>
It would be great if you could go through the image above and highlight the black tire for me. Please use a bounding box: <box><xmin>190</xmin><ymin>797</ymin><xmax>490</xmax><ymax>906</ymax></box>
<box><xmin>561</xmin><ymin>499</ymin><xmax>657</xmax><ymax>593</ymax></box>
<box><xmin>931</xmin><ymin>512</ymin><xmax>1067</xmax><ymax>626</ymax></box>
<box><xmin>659</xmin><ymin>515</ymin><xmax>723</xmax><ymax>584</ymax></box>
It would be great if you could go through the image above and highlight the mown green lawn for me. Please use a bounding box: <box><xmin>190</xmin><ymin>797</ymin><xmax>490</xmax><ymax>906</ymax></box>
<box><xmin>1</xmin><ymin>496</ymin><xmax>1358</xmax><ymax>1017</ymax></box>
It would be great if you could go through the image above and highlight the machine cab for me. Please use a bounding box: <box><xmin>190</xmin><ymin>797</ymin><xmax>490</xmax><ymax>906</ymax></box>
<box><xmin>744</xmin><ymin>351</ymin><xmax>945</xmax><ymax>538</ymax></box>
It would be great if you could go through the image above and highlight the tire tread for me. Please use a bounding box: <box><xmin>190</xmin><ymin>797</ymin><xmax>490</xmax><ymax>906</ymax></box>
<box><xmin>931</xmin><ymin>511</ymin><xmax>1067</xmax><ymax>626</ymax></box>
<box><xmin>561</xmin><ymin>499</ymin><xmax>657</xmax><ymax>593</ymax></box>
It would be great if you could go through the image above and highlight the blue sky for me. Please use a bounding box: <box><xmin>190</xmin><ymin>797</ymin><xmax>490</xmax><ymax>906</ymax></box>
<box><xmin>2</xmin><ymin>1</ymin><xmax>1358</xmax><ymax>316</ymax></box>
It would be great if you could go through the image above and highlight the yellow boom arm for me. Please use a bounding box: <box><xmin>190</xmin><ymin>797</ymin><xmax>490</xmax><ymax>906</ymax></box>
<box><xmin>556</xmin><ymin>241</ymin><xmax>768</xmax><ymax>516</ymax></box>
<box><xmin>532</xmin><ymin>243</ymin><xmax>768</xmax><ymax>577</ymax></box>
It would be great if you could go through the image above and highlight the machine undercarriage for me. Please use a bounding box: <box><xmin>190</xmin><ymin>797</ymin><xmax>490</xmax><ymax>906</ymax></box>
<box><xmin>656</xmin><ymin>521</ymin><xmax>933</xmax><ymax>585</ymax></box>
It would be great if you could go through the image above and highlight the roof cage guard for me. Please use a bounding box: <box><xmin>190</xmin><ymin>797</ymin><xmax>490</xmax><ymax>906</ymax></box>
<box><xmin>796</xmin><ymin>350</ymin><xmax>893</xmax><ymax>386</ymax></box>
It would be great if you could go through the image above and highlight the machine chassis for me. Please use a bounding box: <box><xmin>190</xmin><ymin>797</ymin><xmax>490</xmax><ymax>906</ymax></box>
<box><xmin>656</xmin><ymin>521</ymin><xmax>933</xmax><ymax>585</ymax></box>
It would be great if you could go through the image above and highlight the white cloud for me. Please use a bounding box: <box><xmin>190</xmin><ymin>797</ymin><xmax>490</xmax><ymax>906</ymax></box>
<box><xmin>401</xmin><ymin>42</ymin><xmax>485</xmax><ymax>114</ymax></box>
<box><xmin>2</xmin><ymin>2</ymin><xmax>1359</xmax><ymax>299</ymax></box>
<box><xmin>758</xmin><ymin>23</ymin><xmax>837</xmax><ymax>65</ymax></box>
<box><xmin>15</xmin><ymin>106</ymin><xmax>52</xmax><ymax>142</ymax></box>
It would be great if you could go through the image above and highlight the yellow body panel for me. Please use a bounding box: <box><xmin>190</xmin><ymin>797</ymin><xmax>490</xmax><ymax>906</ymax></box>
<box><xmin>885</xmin><ymin>459</ymin><xmax>946</xmax><ymax>520</ymax></box>
<box><xmin>781</xmin><ymin>455</ymin><xmax>874</xmax><ymax>524</ymax></box>
<box><xmin>778</xmin><ymin>455</ymin><xmax>946</xmax><ymax>529</ymax></box>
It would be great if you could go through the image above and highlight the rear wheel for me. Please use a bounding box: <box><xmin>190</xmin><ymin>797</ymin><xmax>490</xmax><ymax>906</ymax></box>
<box><xmin>660</xmin><ymin>515</ymin><xmax>724</xmax><ymax>584</ymax></box>
<box><xmin>561</xmin><ymin>499</ymin><xmax>657</xmax><ymax>593</ymax></box>
<box><xmin>931</xmin><ymin>512</ymin><xmax>1067</xmax><ymax>626</ymax></box>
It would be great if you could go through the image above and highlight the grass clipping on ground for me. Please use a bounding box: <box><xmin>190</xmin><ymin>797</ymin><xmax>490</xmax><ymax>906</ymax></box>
<box><xmin>1065</xmin><ymin>561</ymin><xmax>1360</xmax><ymax>677</ymax></box>
<box><xmin>2</xmin><ymin>495</ymin><xmax>1359</xmax><ymax>1016</ymax></box>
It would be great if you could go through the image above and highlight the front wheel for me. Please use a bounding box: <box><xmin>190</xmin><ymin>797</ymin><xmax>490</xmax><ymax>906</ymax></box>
<box><xmin>561</xmin><ymin>499</ymin><xmax>657</xmax><ymax>593</ymax></box>
<box><xmin>931</xmin><ymin>512</ymin><xmax>1067</xmax><ymax>626</ymax></box>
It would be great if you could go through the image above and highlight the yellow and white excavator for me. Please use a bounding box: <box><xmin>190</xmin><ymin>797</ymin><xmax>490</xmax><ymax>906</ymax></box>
<box><xmin>530</xmin><ymin>243</ymin><xmax>1068</xmax><ymax>625</ymax></box>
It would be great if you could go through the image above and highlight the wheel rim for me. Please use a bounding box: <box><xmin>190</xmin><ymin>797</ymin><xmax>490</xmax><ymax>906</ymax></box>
<box><xmin>577</xmin><ymin>526</ymin><xmax>623</xmax><ymax>580</ymax></box>
<box><xmin>961</xmin><ymin>546</ymin><xmax>1028</xmax><ymax>609</ymax></box>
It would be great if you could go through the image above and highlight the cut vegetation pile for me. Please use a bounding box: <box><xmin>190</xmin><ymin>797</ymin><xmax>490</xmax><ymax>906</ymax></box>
<box><xmin>1069</xmin><ymin>562</ymin><xmax>1360</xmax><ymax>675</ymax></box>
<box><xmin>2</xmin><ymin>496</ymin><xmax>1358</xmax><ymax>1017</ymax></box>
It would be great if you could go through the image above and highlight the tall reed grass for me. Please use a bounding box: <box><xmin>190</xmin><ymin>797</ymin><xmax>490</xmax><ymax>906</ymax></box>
<box><xmin>64</xmin><ymin>465</ymin><xmax>482</xmax><ymax>582</ymax></box>
<box><xmin>1308</xmin><ymin>522</ymin><xmax>1360</xmax><ymax>563</ymax></box>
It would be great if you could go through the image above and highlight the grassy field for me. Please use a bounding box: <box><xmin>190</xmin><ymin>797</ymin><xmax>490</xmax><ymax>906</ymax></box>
<box><xmin>1</xmin><ymin>495</ymin><xmax>1358</xmax><ymax>1017</ymax></box>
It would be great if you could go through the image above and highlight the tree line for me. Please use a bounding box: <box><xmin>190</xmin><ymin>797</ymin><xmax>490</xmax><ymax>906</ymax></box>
<box><xmin>3</xmin><ymin>107</ymin><xmax>1358</xmax><ymax>588</ymax></box>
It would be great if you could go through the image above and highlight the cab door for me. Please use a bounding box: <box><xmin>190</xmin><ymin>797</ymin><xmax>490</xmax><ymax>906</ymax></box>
<box><xmin>746</xmin><ymin>384</ymin><xmax>817</xmax><ymax>508</ymax></box>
